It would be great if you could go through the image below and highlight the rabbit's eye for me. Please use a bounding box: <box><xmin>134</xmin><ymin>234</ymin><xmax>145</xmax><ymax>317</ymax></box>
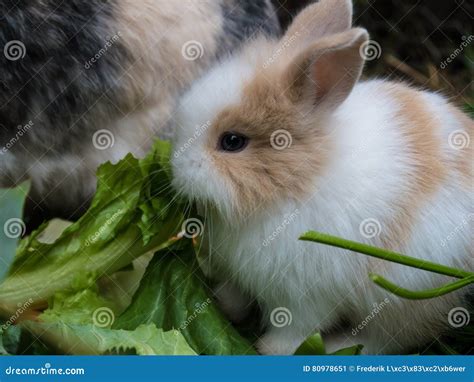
<box><xmin>219</xmin><ymin>132</ymin><xmax>249</xmax><ymax>152</ymax></box>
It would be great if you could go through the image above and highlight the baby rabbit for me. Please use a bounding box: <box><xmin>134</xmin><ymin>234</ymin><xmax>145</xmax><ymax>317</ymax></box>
<box><xmin>0</xmin><ymin>0</ymin><xmax>279</xmax><ymax>220</ymax></box>
<box><xmin>172</xmin><ymin>0</ymin><xmax>473</xmax><ymax>354</ymax></box>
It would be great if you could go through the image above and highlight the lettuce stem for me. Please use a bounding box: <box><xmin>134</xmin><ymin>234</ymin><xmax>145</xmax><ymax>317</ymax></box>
<box><xmin>0</xmin><ymin>218</ymin><xmax>180</xmax><ymax>310</ymax></box>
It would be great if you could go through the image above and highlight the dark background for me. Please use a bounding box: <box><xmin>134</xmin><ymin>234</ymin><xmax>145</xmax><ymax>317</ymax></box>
<box><xmin>273</xmin><ymin>0</ymin><xmax>473</xmax><ymax>108</ymax></box>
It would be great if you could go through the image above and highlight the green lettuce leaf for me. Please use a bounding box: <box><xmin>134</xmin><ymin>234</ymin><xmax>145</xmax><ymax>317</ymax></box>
<box><xmin>295</xmin><ymin>333</ymin><xmax>364</xmax><ymax>355</ymax></box>
<box><xmin>295</xmin><ymin>333</ymin><xmax>326</xmax><ymax>355</ymax></box>
<box><xmin>0</xmin><ymin>140</ymin><xmax>185</xmax><ymax>309</ymax></box>
<box><xmin>114</xmin><ymin>242</ymin><xmax>257</xmax><ymax>355</ymax></box>
<box><xmin>40</xmin><ymin>284</ymin><xmax>114</xmax><ymax>327</ymax></box>
<box><xmin>21</xmin><ymin>321</ymin><xmax>195</xmax><ymax>355</ymax></box>
<box><xmin>331</xmin><ymin>344</ymin><xmax>364</xmax><ymax>355</ymax></box>
<box><xmin>17</xmin><ymin>275</ymin><xmax>195</xmax><ymax>355</ymax></box>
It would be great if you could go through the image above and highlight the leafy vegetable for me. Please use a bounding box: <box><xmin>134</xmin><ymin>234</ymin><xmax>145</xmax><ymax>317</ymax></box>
<box><xmin>21</xmin><ymin>322</ymin><xmax>195</xmax><ymax>355</ymax></box>
<box><xmin>0</xmin><ymin>141</ymin><xmax>185</xmax><ymax>309</ymax></box>
<box><xmin>0</xmin><ymin>181</ymin><xmax>29</xmax><ymax>282</ymax></box>
<box><xmin>9</xmin><ymin>261</ymin><xmax>195</xmax><ymax>355</ymax></box>
<box><xmin>114</xmin><ymin>242</ymin><xmax>257</xmax><ymax>355</ymax></box>
<box><xmin>40</xmin><ymin>282</ymin><xmax>114</xmax><ymax>327</ymax></box>
<box><xmin>0</xmin><ymin>139</ymin><xmax>256</xmax><ymax>356</ymax></box>
<box><xmin>295</xmin><ymin>333</ymin><xmax>363</xmax><ymax>355</ymax></box>
<box><xmin>295</xmin><ymin>333</ymin><xmax>326</xmax><ymax>355</ymax></box>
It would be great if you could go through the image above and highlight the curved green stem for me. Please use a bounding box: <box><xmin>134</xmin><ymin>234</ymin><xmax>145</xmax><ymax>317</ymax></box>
<box><xmin>299</xmin><ymin>231</ymin><xmax>474</xmax><ymax>300</ymax></box>
<box><xmin>299</xmin><ymin>231</ymin><xmax>473</xmax><ymax>279</ymax></box>
<box><xmin>369</xmin><ymin>274</ymin><xmax>474</xmax><ymax>300</ymax></box>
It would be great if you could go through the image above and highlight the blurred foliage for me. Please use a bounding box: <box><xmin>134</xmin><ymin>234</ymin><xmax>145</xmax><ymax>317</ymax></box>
<box><xmin>273</xmin><ymin>0</ymin><xmax>473</xmax><ymax>104</ymax></box>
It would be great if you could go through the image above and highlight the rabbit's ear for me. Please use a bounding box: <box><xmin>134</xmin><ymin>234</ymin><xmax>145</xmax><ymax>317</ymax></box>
<box><xmin>282</xmin><ymin>0</ymin><xmax>353</xmax><ymax>48</ymax></box>
<box><xmin>283</xmin><ymin>28</ymin><xmax>368</xmax><ymax>111</ymax></box>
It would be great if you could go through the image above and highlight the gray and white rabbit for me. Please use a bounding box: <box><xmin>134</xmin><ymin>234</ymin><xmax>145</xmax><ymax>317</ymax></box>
<box><xmin>0</xmin><ymin>0</ymin><xmax>280</xmax><ymax>219</ymax></box>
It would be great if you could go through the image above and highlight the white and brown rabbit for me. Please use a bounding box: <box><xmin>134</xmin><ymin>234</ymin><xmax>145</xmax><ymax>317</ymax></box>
<box><xmin>171</xmin><ymin>0</ymin><xmax>473</xmax><ymax>354</ymax></box>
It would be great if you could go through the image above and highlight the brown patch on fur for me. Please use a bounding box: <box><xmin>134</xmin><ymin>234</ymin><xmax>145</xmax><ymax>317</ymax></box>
<box><xmin>380</xmin><ymin>84</ymin><xmax>447</xmax><ymax>250</ymax></box>
<box><xmin>446</xmin><ymin>104</ymin><xmax>473</xmax><ymax>188</ymax></box>
<box><xmin>204</xmin><ymin>28</ymin><xmax>368</xmax><ymax>218</ymax></box>
<box><xmin>207</xmin><ymin>69</ymin><xmax>332</xmax><ymax>216</ymax></box>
